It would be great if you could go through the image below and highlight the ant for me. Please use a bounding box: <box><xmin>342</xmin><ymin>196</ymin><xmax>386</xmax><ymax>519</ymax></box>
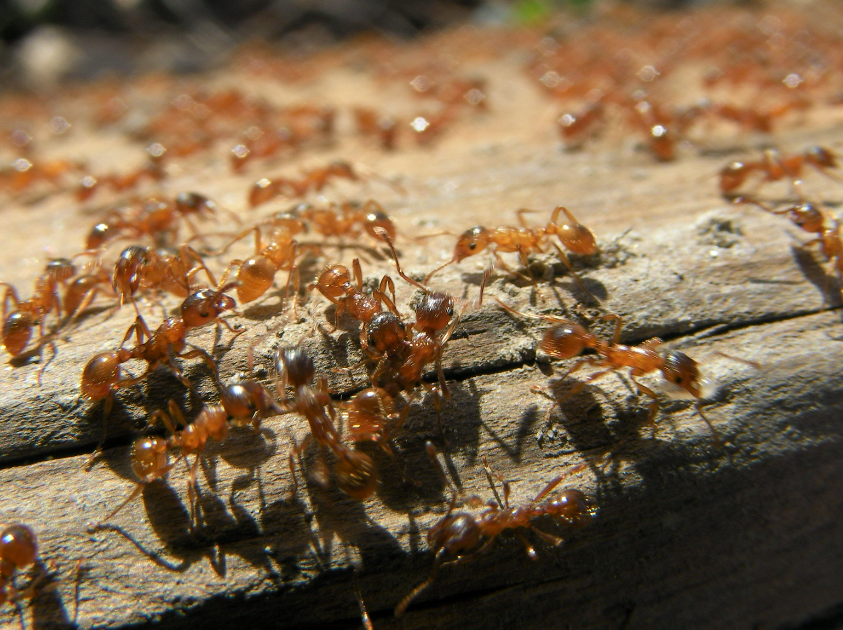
<box><xmin>372</xmin><ymin>228</ymin><xmax>465</xmax><ymax>399</ymax></box>
<box><xmin>80</xmin><ymin>276</ymin><xmax>242</xmax><ymax>422</ymax></box>
<box><xmin>307</xmin><ymin>257</ymin><xmax>399</xmax><ymax>336</ymax></box>
<box><xmin>248</xmin><ymin>161</ymin><xmax>360</xmax><ymax>208</ymax></box>
<box><xmin>718</xmin><ymin>146</ymin><xmax>840</xmax><ymax>199</ymax></box>
<box><xmin>424</xmin><ymin>206</ymin><xmax>600</xmax><ymax>304</ymax></box>
<box><xmin>395</xmin><ymin>444</ymin><xmax>594</xmax><ymax>617</ymax></box>
<box><xmin>76</xmin><ymin>142</ymin><xmax>167</xmax><ymax>202</ymax></box>
<box><xmin>496</xmin><ymin>300</ymin><xmax>753</xmax><ymax>445</ymax></box>
<box><xmin>98</xmin><ymin>386</ymin><xmax>282</xmax><ymax>525</ymax></box>
<box><xmin>275</xmin><ymin>345</ymin><xmax>379</xmax><ymax>500</ymax></box>
<box><xmin>216</xmin><ymin>208</ymin><xmax>307</xmax><ymax>308</ymax></box>
<box><xmin>85</xmin><ymin>192</ymin><xmax>221</xmax><ymax>251</ymax></box>
<box><xmin>733</xmin><ymin>195</ymin><xmax>843</xmax><ymax>305</ymax></box>
<box><xmin>1</xmin><ymin>258</ymin><xmax>76</xmax><ymax>359</ymax></box>
<box><xmin>299</xmin><ymin>199</ymin><xmax>397</xmax><ymax>244</ymax></box>
<box><xmin>0</xmin><ymin>524</ymin><xmax>43</xmax><ymax>612</ymax></box>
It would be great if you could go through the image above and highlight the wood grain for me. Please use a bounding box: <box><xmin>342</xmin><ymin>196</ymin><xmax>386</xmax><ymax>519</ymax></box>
<box><xmin>1</xmin><ymin>8</ymin><xmax>843</xmax><ymax>629</ymax></box>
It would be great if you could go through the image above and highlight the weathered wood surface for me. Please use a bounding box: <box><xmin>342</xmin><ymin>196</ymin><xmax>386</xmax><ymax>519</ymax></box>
<box><xmin>2</xmin><ymin>8</ymin><xmax>843</xmax><ymax>629</ymax></box>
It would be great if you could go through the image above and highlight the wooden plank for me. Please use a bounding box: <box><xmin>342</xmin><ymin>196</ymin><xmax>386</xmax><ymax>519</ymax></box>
<box><xmin>2</xmin><ymin>5</ymin><xmax>843</xmax><ymax>629</ymax></box>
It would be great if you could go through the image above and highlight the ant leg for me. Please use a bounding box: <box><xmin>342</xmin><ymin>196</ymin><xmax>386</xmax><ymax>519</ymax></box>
<box><xmin>494</xmin><ymin>297</ymin><xmax>572</xmax><ymax>325</ymax></box>
<box><xmin>550</xmin><ymin>242</ymin><xmax>601</xmax><ymax>305</ymax></box>
<box><xmin>394</xmin><ymin>548</ymin><xmax>449</xmax><ymax>617</ymax></box>
<box><xmin>481</xmin><ymin>455</ymin><xmax>508</xmax><ymax>509</ymax></box>
<box><xmin>695</xmin><ymin>401</ymin><xmax>721</xmax><ymax>447</ymax></box>
<box><xmin>177</xmin><ymin>347</ymin><xmax>220</xmax><ymax>382</ymax></box>
<box><xmin>35</xmin><ymin>337</ymin><xmax>58</xmax><ymax>387</ymax></box>
<box><xmin>515</xmin><ymin>207</ymin><xmax>540</xmax><ymax>228</ymax></box>
<box><xmin>379</xmin><ymin>275</ymin><xmax>398</xmax><ymax>312</ymax></box>
<box><xmin>353</xmin><ymin>572</ymin><xmax>374</xmax><ymax>630</ymax></box>
<box><xmin>629</xmin><ymin>376</ymin><xmax>663</xmax><ymax>431</ymax></box>
<box><xmin>375</xmin><ymin>227</ymin><xmax>430</xmax><ymax>293</ymax></box>
<box><xmin>352</xmin><ymin>258</ymin><xmax>364</xmax><ymax>292</ymax></box>
<box><xmin>598</xmin><ymin>313</ymin><xmax>624</xmax><ymax>346</ymax></box>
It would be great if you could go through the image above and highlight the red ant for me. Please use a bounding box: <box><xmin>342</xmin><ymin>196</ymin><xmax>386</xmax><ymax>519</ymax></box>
<box><xmin>248</xmin><ymin>161</ymin><xmax>359</xmax><ymax>208</ymax></box>
<box><xmin>496</xmin><ymin>300</ymin><xmax>755</xmax><ymax>445</ymax></box>
<box><xmin>733</xmin><ymin>195</ymin><xmax>843</xmax><ymax>305</ymax></box>
<box><xmin>0</xmin><ymin>524</ymin><xmax>43</xmax><ymax>612</ymax></box>
<box><xmin>216</xmin><ymin>208</ymin><xmax>306</xmax><ymax>308</ymax></box>
<box><xmin>80</xmin><ymin>276</ymin><xmax>242</xmax><ymax>422</ymax></box>
<box><xmin>718</xmin><ymin>146</ymin><xmax>840</xmax><ymax>199</ymax></box>
<box><xmin>425</xmin><ymin>206</ymin><xmax>600</xmax><ymax>304</ymax></box>
<box><xmin>395</xmin><ymin>444</ymin><xmax>594</xmax><ymax>617</ymax></box>
<box><xmin>0</xmin><ymin>258</ymin><xmax>76</xmax><ymax>359</ymax></box>
<box><xmin>275</xmin><ymin>345</ymin><xmax>379</xmax><ymax>500</ymax></box>
<box><xmin>76</xmin><ymin>143</ymin><xmax>167</xmax><ymax>202</ymax></box>
<box><xmin>97</xmin><ymin>384</ymin><xmax>282</xmax><ymax>524</ymax></box>
<box><xmin>85</xmin><ymin>193</ymin><xmax>221</xmax><ymax>251</ymax></box>
<box><xmin>307</xmin><ymin>257</ymin><xmax>399</xmax><ymax>335</ymax></box>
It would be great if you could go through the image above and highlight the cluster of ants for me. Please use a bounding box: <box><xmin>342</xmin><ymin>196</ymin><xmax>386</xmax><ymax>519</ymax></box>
<box><xmin>0</xmin><ymin>142</ymin><xmax>793</xmax><ymax>625</ymax></box>
<box><xmin>530</xmin><ymin>6</ymin><xmax>843</xmax><ymax>160</ymax></box>
<box><xmin>3</xmin><ymin>5</ymin><xmax>843</xmax><ymax>627</ymax></box>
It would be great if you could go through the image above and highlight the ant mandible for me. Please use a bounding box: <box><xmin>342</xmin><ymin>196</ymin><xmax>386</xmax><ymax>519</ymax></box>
<box><xmin>395</xmin><ymin>444</ymin><xmax>594</xmax><ymax>617</ymax></box>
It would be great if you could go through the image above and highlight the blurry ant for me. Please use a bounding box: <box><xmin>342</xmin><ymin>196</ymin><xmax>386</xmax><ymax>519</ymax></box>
<box><xmin>424</xmin><ymin>206</ymin><xmax>600</xmax><ymax>304</ymax></box>
<box><xmin>85</xmin><ymin>193</ymin><xmax>222</xmax><ymax>251</ymax></box>
<box><xmin>734</xmin><ymin>195</ymin><xmax>843</xmax><ymax>305</ymax></box>
<box><xmin>395</xmin><ymin>444</ymin><xmax>594</xmax><ymax>617</ymax></box>
<box><xmin>496</xmin><ymin>300</ymin><xmax>757</xmax><ymax>445</ymax></box>
<box><xmin>0</xmin><ymin>524</ymin><xmax>44</xmax><ymax>614</ymax></box>
<box><xmin>76</xmin><ymin>143</ymin><xmax>167</xmax><ymax>202</ymax></box>
<box><xmin>719</xmin><ymin>146</ymin><xmax>840</xmax><ymax>199</ymax></box>
<box><xmin>248</xmin><ymin>161</ymin><xmax>360</xmax><ymax>208</ymax></box>
<box><xmin>1</xmin><ymin>258</ymin><xmax>75</xmax><ymax>359</ymax></box>
<box><xmin>275</xmin><ymin>345</ymin><xmax>379</xmax><ymax>500</ymax></box>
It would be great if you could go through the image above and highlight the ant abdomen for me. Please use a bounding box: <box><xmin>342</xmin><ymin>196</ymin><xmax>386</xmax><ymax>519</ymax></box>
<box><xmin>414</xmin><ymin>292</ymin><xmax>454</xmax><ymax>333</ymax></box>
<box><xmin>2</xmin><ymin>311</ymin><xmax>34</xmax><ymax>356</ymax></box>
<box><xmin>542</xmin><ymin>489</ymin><xmax>594</xmax><ymax>528</ymax></box>
<box><xmin>0</xmin><ymin>524</ymin><xmax>37</xmax><ymax>578</ymax></box>
<box><xmin>334</xmin><ymin>449</ymin><xmax>379</xmax><ymax>500</ymax></box>
<box><xmin>131</xmin><ymin>436</ymin><xmax>170</xmax><ymax>483</ymax></box>
<box><xmin>539</xmin><ymin>324</ymin><xmax>592</xmax><ymax>359</ymax></box>
<box><xmin>429</xmin><ymin>514</ymin><xmax>481</xmax><ymax>555</ymax></box>
<box><xmin>276</xmin><ymin>346</ymin><xmax>316</xmax><ymax>388</ymax></box>
<box><xmin>80</xmin><ymin>351</ymin><xmax>122</xmax><ymax>400</ymax></box>
<box><xmin>237</xmin><ymin>256</ymin><xmax>276</xmax><ymax>303</ymax></box>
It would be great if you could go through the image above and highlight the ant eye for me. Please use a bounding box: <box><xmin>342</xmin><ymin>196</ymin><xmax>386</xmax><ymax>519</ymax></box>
<box><xmin>469</xmin><ymin>243</ymin><xmax>476</xmax><ymax>250</ymax></box>
<box><xmin>447</xmin><ymin>306</ymin><xmax>454</xmax><ymax>316</ymax></box>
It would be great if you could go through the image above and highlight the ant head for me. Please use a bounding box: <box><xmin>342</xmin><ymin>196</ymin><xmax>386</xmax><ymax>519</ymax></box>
<box><xmin>0</xmin><ymin>525</ymin><xmax>37</xmax><ymax>573</ymax></box>
<box><xmin>334</xmin><ymin>449</ymin><xmax>379</xmax><ymax>500</ymax></box>
<box><xmin>547</xmin><ymin>489</ymin><xmax>595</xmax><ymax>528</ymax></box>
<box><xmin>181</xmin><ymin>288</ymin><xmax>236</xmax><ymax>328</ymax></box>
<box><xmin>175</xmin><ymin>191</ymin><xmax>216</xmax><ymax>218</ymax></box>
<box><xmin>806</xmin><ymin>145</ymin><xmax>837</xmax><ymax>169</ymax></box>
<box><xmin>790</xmin><ymin>203</ymin><xmax>825</xmax><ymax>233</ymax></box>
<box><xmin>539</xmin><ymin>323</ymin><xmax>592</xmax><ymax>359</ymax></box>
<box><xmin>454</xmin><ymin>226</ymin><xmax>491</xmax><ymax>261</ymax></box>
<box><xmin>429</xmin><ymin>513</ymin><xmax>482</xmax><ymax>556</ymax></box>
<box><xmin>86</xmin><ymin>222</ymin><xmax>112</xmax><ymax>250</ymax></box>
<box><xmin>414</xmin><ymin>292</ymin><xmax>455</xmax><ymax>333</ymax></box>
<box><xmin>350</xmin><ymin>387</ymin><xmax>390</xmax><ymax>416</ymax></box>
<box><xmin>130</xmin><ymin>436</ymin><xmax>169</xmax><ymax>483</ymax></box>
<box><xmin>328</xmin><ymin>160</ymin><xmax>356</xmax><ymax>179</ymax></box>
<box><xmin>660</xmin><ymin>350</ymin><xmax>703</xmax><ymax>398</ymax></box>
<box><xmin>275</xmin><ymin>346</ymin><xmax>315</xmax><ymax>389</ymax></box>
<box><xmin>366</xmin><ymin>312</ymin><xmax>407</xmax><ymax>354</ymax></box>
<box><xmin>363</xmin><ymin>210</ymin><xmax>396</xmax><ymax>241</ymax></box>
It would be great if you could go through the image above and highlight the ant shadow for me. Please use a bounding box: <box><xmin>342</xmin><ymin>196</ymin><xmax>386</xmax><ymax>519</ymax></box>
<box><xmin>28</xmin><ymin>560</ymin><xmax>73</xmax><ymax>630</ymax></box>
<box><xmin>789</xmin><ymin>244</ymin><xmax>843</xmax><ymax>311</ymax></box>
